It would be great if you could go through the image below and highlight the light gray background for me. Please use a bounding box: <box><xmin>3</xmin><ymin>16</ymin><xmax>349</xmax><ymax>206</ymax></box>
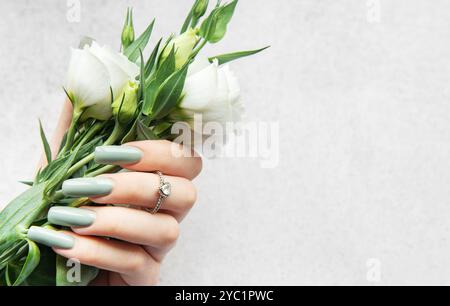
<box><xmin>1</xmin><ymin>0</ymin><xmax>450</xmax><ymax>285</ymax></box>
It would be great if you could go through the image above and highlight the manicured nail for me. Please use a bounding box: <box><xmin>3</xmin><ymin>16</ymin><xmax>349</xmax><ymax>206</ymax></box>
<box><xmin>27</xmin><ymin>226</ymin><xmax>74</xmax><ymax>249</ymax></box>
<box><xmin>94</xmin><ymin>146</ymin><xmax>143</xmax><ymax>165</ymax></box>
<box><xmin>48</xmin><ymin>207</ymin><xmax>96</xmax><ymax>227</ymax></box>
<box><xmin>62</xmin><ymin>178</ymin><xmax>113</xmax><ymax>198</ymax></box>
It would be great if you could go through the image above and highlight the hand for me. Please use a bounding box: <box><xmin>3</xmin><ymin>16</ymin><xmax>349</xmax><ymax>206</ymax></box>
<box><xmin>31</xmin><ymin>102</ymin><xmax>202</xmax><ymax>285</ymax></box>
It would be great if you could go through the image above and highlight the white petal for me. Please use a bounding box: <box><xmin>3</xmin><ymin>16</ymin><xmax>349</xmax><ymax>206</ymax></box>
<box><xmin>181</xmin><ymin>61</ymin><xmax>219</xmax><ymax>110</ymax></box>
<box><xmin>66</xmin><ymin>48</ymin><xmax>111</xmax><ymax>107</ymax></box>
<box><xmin>212</xmin><ymin>66</ymin><xmax>231</xmax><ymax>106</ymax></box>
<box><xmin>89</xmin><ymin>42</ymin><xmax>139</xmax><ymax>97</ymax></box>
<box><xmin>187</xmin><ymin>57</ymin><xmax>211</xmax><ymax>77</ymax></box>
<box><xmin>90</xmin><ymin>42</ymin><xmax>139</xmax><ymax>79</ymax></box>
<box><xmin>221</xmin><ymin>65</ymin><xmax>241</xmax><ymax>103</ymax></box>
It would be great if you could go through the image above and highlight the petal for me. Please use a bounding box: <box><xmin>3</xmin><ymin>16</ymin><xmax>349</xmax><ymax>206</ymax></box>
<box><xmin>90</xmin><ymin>42</ymin><xmax>139</xmax><ymax>80</ymax></box>
<box><xmin>66</xmin><ymin>48</ymin><xmax>111</xmax><ymax>107</ymax></box>
<box><xmin>221</xmin><ymin>65</ymin><xmax>241</xmax><ymax>103</ymax></box>
<box><xmin>89</xmin><ymin>42</ymin><xmax>139</xmax><ymax>97</ymax></box>
<box><xmin>187</xmin><ymin>57</ymin><xmax>212</xmax><ymax>77</ymax></box>
<box><xmin>181</xmin><ymin>61</ymin><xmax>219</xmax><ymax>110</ymax></box>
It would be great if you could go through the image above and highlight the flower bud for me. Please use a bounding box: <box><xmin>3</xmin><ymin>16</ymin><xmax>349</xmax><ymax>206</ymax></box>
<box><xmin>121</xmin><ymin>8</ymin><xmax>135</xmax><ymax>49</ymax></box>
<box><xmin>162</xmin><ymin>28</ymin><xmax>198</xmax><ymax>69</ymax></box>
<box><xmin>112</xmin><ymin>81</ymin><xmax>139</xmax><ymax>125</ymax></box>
<box><xmin>193</xmin><ymin>0</ymin><xmax>209</xmax><ymax>19</ymax></box>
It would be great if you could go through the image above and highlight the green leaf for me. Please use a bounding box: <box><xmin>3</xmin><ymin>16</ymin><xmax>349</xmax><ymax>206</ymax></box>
<box><xmin>56</xmin><ymin>255</ymin><xmax>99</xmax><ymax>286</ymax></box>
<box><xmin>209</xmin><ymin>0</ymin><xmax>238</xmax><ymax>43</ymax></box>
<box><xmin>124</xmin><ymin>19</ymin><xmax>155</xmax><ymax>62</ymax></box>
<box><xmin>144</xmin><ymin>38</ymin><xmax>162</xmax><ymax>79</ymax></box>
<box><xmin>138</xmin><ymin>49</ymin><xmax>145</xmax><ymax>101</ymax></box>
<box><xmin>209</xmin><ymin>46</ymin><xmax>269</xmax><ymax>65</ymax></box>
<box><xmin>136</xmin><ymin>120</ymin><xmax>158</xmax><ymax>140</ymax></box>
<box><xmin>181</xmin><ymin>6</ymin><xmax>194</xmax><ymax>34</ymax></box>
<box><xmin>152</xmin><ymin>63</ymin><xmax>189</xmax><ymax>120</ymax></box>
<box><xmin>153</xmin><ymin>122</ymin><xmax>172</xmax><ymax>136</ymax></box>
<box><xmin>19</xmin><ymin>181</ymin><xmax>34</xmax><ymax>186</ymax></box>
<box><xmin>121</xmin><ymin>117</ymin><xmax>139</xmax><ymax>144</ymax></box>
<box><xmin>142</xmin><ymin>47</ymin><xmax>176</xmax><ymax>115</ymax></box>
<box><xmin>44</xmin><ymin>142</ymin><xmax>82</xmax><ymax>195</ymax></box>
<box><xmin>200</xmin><ymin>0</ymin><xmax>238</xmax><ymax>43</ymax></box>
<box><xmin>21</xmin><ymin>246</ymin><xmax>56</xmax><ymax>286</ymax></box>
<box><xmin>39</xmin><ymin>120</ymin><xmax>52</xmax><ymax>164</ymax></box>
<box><xmin>10</xmin><ymin>239</ymin><xmax>41</xmax><ymax>286</ymax></box>
<box><xmin>0</xmin><ymin>184</ymin><xmax>46</xmax><ymax>241</ymax></box>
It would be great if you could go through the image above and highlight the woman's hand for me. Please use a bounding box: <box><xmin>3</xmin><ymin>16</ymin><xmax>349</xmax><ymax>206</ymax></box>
<box><xmin>30</xmin><ymin>102</ymin><xmax>202</xmax><ymax>285</ymax></box>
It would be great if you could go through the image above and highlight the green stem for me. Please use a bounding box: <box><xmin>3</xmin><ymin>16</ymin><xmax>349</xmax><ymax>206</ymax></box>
<box><xmin>65</xmin><ymin>123</ymin><xmax>124</xmax><ymax>178</ymax></box>
<box><xmin>190</xmin><ymin>39</ymin><xmax>207</xmax><ymax>59</ymax></box>
<box><xmin>60</xmin><ymin>110</ymin><xmax>82</xmax><ymax>156</ymax></box>
<box><xmin>86</xmin><ymin>165</ymin><xmax>120</xmax><ymax>178</ymax></box>
<box><xmin>53</xmin><ymin>190</ymin><xmax>64</xmax><ymax>201</ymax></box>
<box><xmin>66</xmin><ymin>153</ymin><xmax>95</xmax><ymax>179</ymax></box>
<box><xmin>73</xmin><ymin>121</ymin><xmax>104</xmax><ymax>148</ymax></box>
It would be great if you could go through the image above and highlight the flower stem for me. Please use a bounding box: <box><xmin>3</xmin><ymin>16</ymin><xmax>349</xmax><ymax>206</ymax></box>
<box><xmin>190</xmin><ymin>39</ymin><xmax>207</xmax><ymax>59</ymax></box>
<box><xmin>60</xmin><ymin>110</ymin><xmax>82</xmax><ymax>156</ymax></box>
<box><xmin>86</xmin><ymin>164</ymin><xmax>119</xmax><ymax>177</ymax></box>
<box><xmin>65</xmin><ymin>123</ymin><xmax>124</xmax><ymax>178</ymax></box>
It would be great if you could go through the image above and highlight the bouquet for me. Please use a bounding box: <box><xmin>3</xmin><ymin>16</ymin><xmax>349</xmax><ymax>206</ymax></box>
<box><xmin>0</xmin><ymin>0</ymin><xmax>266</xmax><ymax>286</ymax></box>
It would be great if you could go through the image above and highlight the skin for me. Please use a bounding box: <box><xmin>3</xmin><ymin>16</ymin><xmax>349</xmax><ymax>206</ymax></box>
<box><xmin>41</xmin><ymin>101</ymin><xmax>202</xmax><ymax>285</ymax></box>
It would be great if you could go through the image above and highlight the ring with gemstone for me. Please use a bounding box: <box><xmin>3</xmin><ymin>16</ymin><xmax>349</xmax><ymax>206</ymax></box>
<box><xmin>146</xmin><ymin>171</ymin><xmax>171</xmax><ymax>214</ymax></box>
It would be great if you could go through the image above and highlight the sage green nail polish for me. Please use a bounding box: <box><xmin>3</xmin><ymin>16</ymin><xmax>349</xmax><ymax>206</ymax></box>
<box><xmin>94</xmin><ymin>146</ymin><xmax>143</xmax><ymax>165</ymax></box>
<box><xmin>27</xmin><ymin>226</ymin><xmax>74</xmax><ymax>249</ymax></box>
<box><xmin>62</xmin><ymin>178</ymin><xmax>113</xmax><ymax>197</ymax></box>
<box><xmin>48</xmin><ymin>207</ymin><xmax>96</xmax><ymax>227</ymax></box>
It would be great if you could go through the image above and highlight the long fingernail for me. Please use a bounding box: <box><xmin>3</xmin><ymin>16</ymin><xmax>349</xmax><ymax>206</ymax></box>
<box><xmin>62</xmin><ymin>178</ymin><xmax>113</xmax><ymax>197</ymax></box>
<box><xmin>27</xmin><ymin>226</ymin><xmax>74</xmax><ymax>249</ymax></box>
<box><xmin>94</xmin><ymin>146</ymin><xmax>143</xmax><ymax>165</ymax></box>
<box><xmin>48</xmin><ymin>207</ymin><xmax>96</xmax><ymax>227</ymax></box>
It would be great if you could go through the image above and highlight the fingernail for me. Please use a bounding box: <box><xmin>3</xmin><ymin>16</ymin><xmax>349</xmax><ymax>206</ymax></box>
<box><xmin>48</xmin><ymin>207</ymin><xmax>96</xmax><ymax>228</ymax></box>
<box><xmin>27</xmin><ymin>226</ymin><xmax>74</xmax><ymax>249</ymax></box>
<box><xmin>62</xmin><ymin>178</ymin><xmax>113</xmax><ymax>198</ymax></box>
<box><xmin>94</xmin><ymin>146</ymin><xmax>143</xmax><ymax>165</ymax></box>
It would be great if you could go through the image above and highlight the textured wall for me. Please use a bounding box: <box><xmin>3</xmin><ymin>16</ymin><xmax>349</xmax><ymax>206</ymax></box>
<box><xmin>1</xmin><ymin>0</ymin><xmax>450</xmax><ymax>285</ymax></box>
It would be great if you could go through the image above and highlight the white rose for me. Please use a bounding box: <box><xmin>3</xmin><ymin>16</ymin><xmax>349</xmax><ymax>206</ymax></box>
<box><xmin>178</xmin><ymin>58</ymin><xmax>244</xmax><ymax>130</ymax></box>
<box><xmin>66</xmin><ymin>42</ymin><xmax>139</xmax><ymax>120</ymax></box>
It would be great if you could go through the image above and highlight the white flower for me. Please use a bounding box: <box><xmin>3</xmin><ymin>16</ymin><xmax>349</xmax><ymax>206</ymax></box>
<box><xmin>66</xmin><ymin>42</ymin><xmax>139</xmax><ymax>120</ymax></box>
<box><xmin>178</xmin><ymin>58</ymin><xmax>244</xmax><ymax>128</ymax></box>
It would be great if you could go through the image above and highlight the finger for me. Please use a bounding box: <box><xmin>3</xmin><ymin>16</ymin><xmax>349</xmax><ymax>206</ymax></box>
<box><xmin>94</xmin><ymin>140</ymin><xmax>202</xmax><ymax>179</ymax></box>
<box><xmin>37</xmin><ymin>100</ymin><xmax>73</xmax><ymax>169</ymax></box>
<box><xmin>62</xmin><ymin>172</ymin><xmax>197</xmax><ymax>218</ymax></box>
<box><xmin>53</xmin><ymin>231</ymin><xmax>160</xmax><ymax>285</ymax></box>
<box><xmin>48</xmin><ymin>206</ymin><xmax>180</xmax><ymax>249</ymax></box>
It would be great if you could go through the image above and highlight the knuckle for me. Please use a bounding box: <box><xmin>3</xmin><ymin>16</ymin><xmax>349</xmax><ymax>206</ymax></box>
<box><xmin>184</xmin><ymin>181</ymin><xmax>198</xmax><ymax>209</ymax></box>
<box><xmin>79</xmin><ymin>240</ymin><xmax>102</xmax><ymax>266</ymax></box>
<box><xmin>163</xmin><ymin>217</ymin><xmax>180</xmax><ymax>245</ymax></box>
<box><xmin>127</xmin><ymin>250</ymin><xmax>149</xmax><ymax>273</ymax></box>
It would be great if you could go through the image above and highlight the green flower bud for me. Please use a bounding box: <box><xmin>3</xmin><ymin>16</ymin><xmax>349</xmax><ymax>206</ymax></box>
<box><xmin>112</xmin><ymin>81</ymin><xmax>139</xmax><ymax>125</ymax></box>
<box><xmin>121</xmin><ymin>8</ymin><xmax>135</xmax><ymax>49</ymax></box>
<box><xmin>193</xmin><ymin>0</ymin><xmax>209</xmax><ymax>19</ymax></box>
<box><xmin>162</xmin><ymin>28</ymin><xmax>199</xmax><ymax>69</ymax></box>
